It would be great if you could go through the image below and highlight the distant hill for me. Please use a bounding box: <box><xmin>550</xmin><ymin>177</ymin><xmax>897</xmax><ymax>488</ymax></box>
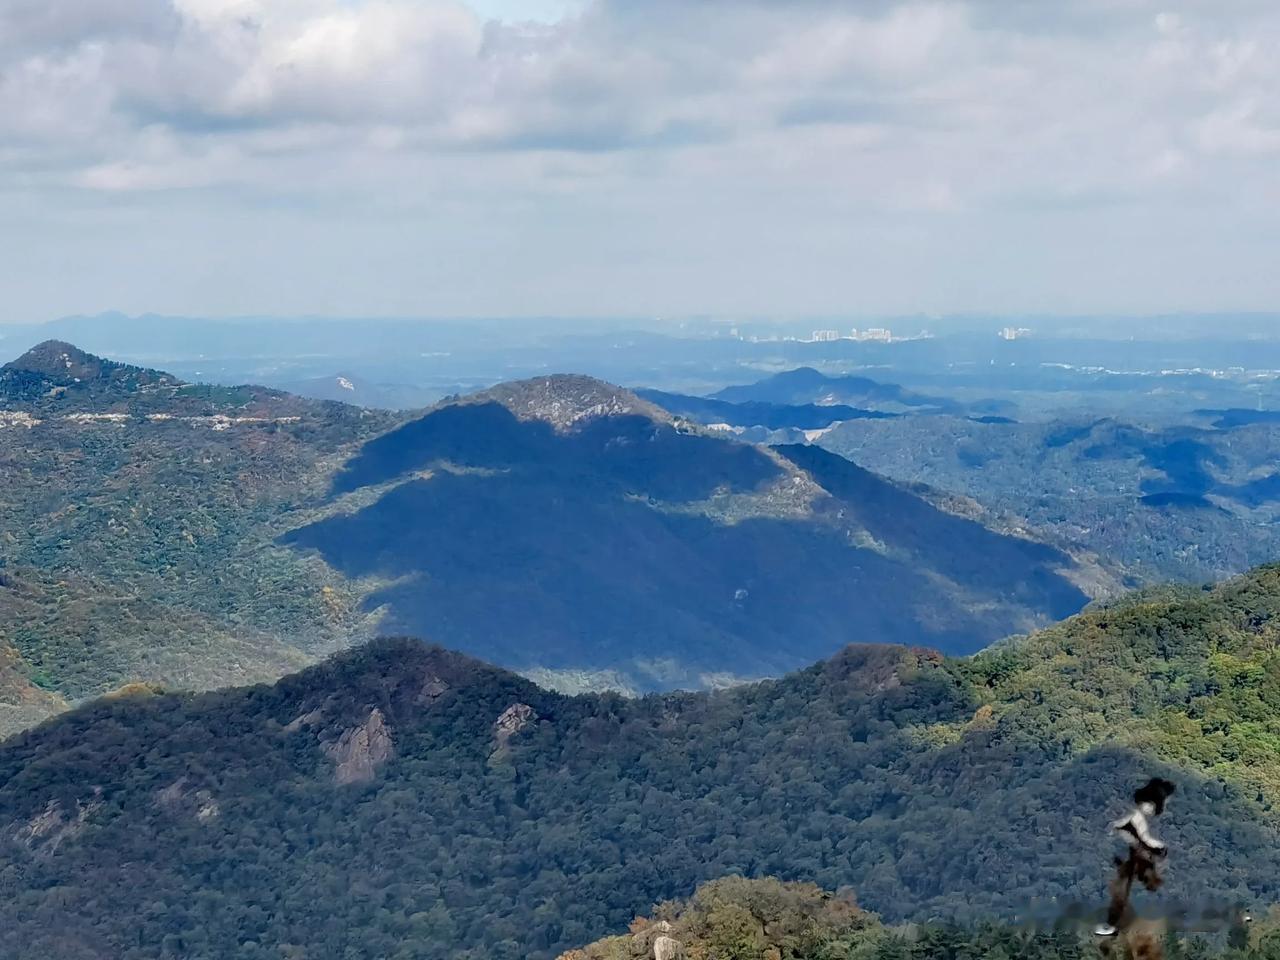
<box><xmin>822</xmin><ymin>414</ymin><xmax>1280</xmax><ymax>585</ymax></box>
<box><xmin>6</xmin><ymin>565</ymin><xmax>1280</xmax><ymax>958</ymax></box>
<box><xmin>710</xmin><ymin>367</ymin><xmax>965</xmax><ymax>412</ymax></box>
<box><xmin>0</xmin><ymin>339</ymin><xmax>351</xmax><ymax>418</ymax></box>
<box><xmin>0</xmin><ymin>341</ymin><xmax>402</xmax><ymax>734</ymax></box>
<box><xmin>0</xmin><ymin>339</ymin><xmax>179</xmax><ymax>409</ymax></box>
<box><xmin>636</xmin><ymin>387</ymin><xmax>896</xmax><ymax>431</ymax></box>
<box><xmin>283</xmin><ymin>375</ymin><xmax>1092</xmax><ymax>689</ymax></box>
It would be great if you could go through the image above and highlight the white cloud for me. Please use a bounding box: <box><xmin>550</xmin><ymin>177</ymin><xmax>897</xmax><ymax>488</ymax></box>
<box><xmin>1</xmin><ymin>0</ymin><xmax>1279</xmax><ymax>318</ymax></box>
<box><xmin>5</xmin><ymin>1</ymin><xmax>1274</xmax><ymax>180</ymax></box>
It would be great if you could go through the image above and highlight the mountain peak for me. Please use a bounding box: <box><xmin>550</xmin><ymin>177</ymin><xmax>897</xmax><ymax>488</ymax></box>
<box><xmin>3</xmin><ymin>340</ymin><xmax>178</xmax><ymax>388</ymax></box>
<box><xmin>471</xmin><ymin>374</ymin><xmax>671</xmax><ymax>430</ymax></box>
<box><xmin>6</xmin><ymin>340</ymin><xmax>100</xmax><ymax>379</ymax></box>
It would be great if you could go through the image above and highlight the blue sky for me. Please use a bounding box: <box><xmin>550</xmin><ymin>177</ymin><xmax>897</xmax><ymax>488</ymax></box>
<box><xmin>1</xmin><ymin>1</ymin><xmax>1278</xmax><ymax>322</ymax></box>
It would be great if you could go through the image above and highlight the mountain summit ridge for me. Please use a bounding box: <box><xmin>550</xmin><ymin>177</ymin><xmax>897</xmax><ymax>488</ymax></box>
<box><xmin>1</xmin><ymin>339</ymin><xmax>180</xmax><ymax>400</ymax></box>
<box><xmin>470</xmin><ymin>373</ymin><xmax>672</xmax><ymax>430</ymax></box>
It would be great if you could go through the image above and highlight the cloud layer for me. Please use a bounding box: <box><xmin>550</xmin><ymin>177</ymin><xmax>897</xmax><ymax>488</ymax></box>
<box><xmin>2</xmin><ymin>0</ymin><xmax>1279</xmax><ymax>317</ymax></box>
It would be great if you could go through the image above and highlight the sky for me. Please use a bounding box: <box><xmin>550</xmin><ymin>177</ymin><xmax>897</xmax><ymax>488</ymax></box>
<box><xmin>1</xmin><ymin>0</ymin><xmax>1279</xmax><ymax>322</ymax></box>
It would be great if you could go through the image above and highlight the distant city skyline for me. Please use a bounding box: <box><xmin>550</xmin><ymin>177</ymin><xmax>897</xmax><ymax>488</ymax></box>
<box><xmin>1</xmin><ymin>1</ymin><xmax>1278</xmax><ymax>322</ymax></box>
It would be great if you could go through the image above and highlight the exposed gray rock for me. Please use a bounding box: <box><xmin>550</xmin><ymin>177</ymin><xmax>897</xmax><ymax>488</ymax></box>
<box><xmin>324</xmin><ymin>708</ymin><xmax>393</xmax><ymax>785</ymax></box>
<box><xmin>156</xmin><ymin>777</ymin><xmax>221</xmax><ymax>823</ymax></box>
<box><xmin>490</xmin><ymin>703</ymin><xmax>537</xmax><ymax>759</ymax></box>
<box><xmin>477</xmin><ymin>376</ymin><xmax>671</xmax><ymax>432</ymax></box>
<box><xmin>418</xmin><ymin>674</ymin><xmax>451</xmax><ymax>704</ymax></box>
<box><xmin>284</xmin><ymin>707</ymin><xmax>324</xmax><ymax>733</ymax></box>
<box><xmin>12</xmin><ymin>790</ymin><xmax>102</xmax><ymax>856</ymax></box>
<box><xmin>494</xmin><ymin>703</ymin><xmax>535</xmax><ymax>741</ymax></box>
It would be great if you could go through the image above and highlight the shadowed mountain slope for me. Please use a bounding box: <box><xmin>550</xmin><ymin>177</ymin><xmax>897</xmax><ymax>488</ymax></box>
<box><xmin>284</xmin><ymin>376</ymin><xmax>1090</xmax><ymax>688</ymax></box>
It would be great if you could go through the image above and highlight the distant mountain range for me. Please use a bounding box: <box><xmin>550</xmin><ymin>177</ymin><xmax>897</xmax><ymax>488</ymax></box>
<box><xmin>822</xmin><ymin>413</ymin><xmax>1280</xmax><ymax>586</ymax></box>
<box><xmin>4</xmin><ymin>564</ymin><xmax>1280</xmax><ymax>959</ymax></box>
<box><xmin>709</xmin><ymin>367</ymin><xmax>968</xmax><ymax>412</ymax></box>
<box><xmin>636</xmin><ymin>387</ymin><xmax>896</xmax><ymax>431</ymax></box>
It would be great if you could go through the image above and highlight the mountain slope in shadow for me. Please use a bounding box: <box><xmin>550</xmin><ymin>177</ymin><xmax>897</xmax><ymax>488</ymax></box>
<box><xmin>283</xmin><ymin>376</ymin><xmax>1088</xmax><ymax>688</ymax></box>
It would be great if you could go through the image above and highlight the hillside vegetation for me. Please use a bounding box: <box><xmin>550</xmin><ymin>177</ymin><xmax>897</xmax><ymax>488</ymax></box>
<box><xmin>6</xmin><ymin>566</ymin><xmax>1280</xmax><ymax>957</ymax></box>
<box><xmin>0</xmin><ymin>341</ymin><xmax>400</xmax><ymax>730</ymax></box>
<box><xmin>2</xmin><ymin>346</ymin><xmax>1101</xmax><ymax>732</ymax></box>
<box><xmin>564</xmin><ymin>876</ymin><xmax>1271</xmax><ymax>960</ymax></box>
<box><xmin>822</xmin><ymin>414</ymin><xmax>1280</xmax><ymax>585</ymax></box>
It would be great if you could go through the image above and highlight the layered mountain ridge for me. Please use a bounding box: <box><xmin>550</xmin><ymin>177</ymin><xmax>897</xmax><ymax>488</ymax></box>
<box><xmin>0</xmin><ymin>343</ymin><xmax>1097</xmax><ymax>734</ymax></box>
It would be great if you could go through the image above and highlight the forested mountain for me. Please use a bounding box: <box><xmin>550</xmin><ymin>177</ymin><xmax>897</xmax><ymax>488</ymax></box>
<box><xmin>0</xmin><ymin>345</ymin><xmax>1094</xmax><ymax>735</ymax></box>
<box><xmin>822</xmin><ymin>414</ymin><xmax>1280</xmax><ymax>585</ymax></box>
<box><xmin>0</xmin><ymin>341</ymin><xmax>401</xmax><ymax>736</ymax></box>
<box><xmin>283</xmin><ymin>375</ymin><xmax>1092</xmax><ymax>689</ymax></box>
<box><xmin>6</xmin><ymin>565</ymin><xmax>1280</xmax><ymax>959</ymax></box>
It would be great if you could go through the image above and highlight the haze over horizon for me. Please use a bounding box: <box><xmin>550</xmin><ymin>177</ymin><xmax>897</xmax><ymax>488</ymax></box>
<box><xmin>3</xmin><ymin>0</ymin><xmax>1278</xmax><ymax>323</ymax></box>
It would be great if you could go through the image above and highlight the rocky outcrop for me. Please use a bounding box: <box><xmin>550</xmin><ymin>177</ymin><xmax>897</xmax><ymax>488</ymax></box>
<box><xmin>418</xmin><ymin>674</ymin><xmax>451</xmax><ymax>705</ymax></box>
<box><xmin>478</xmin><ymin>376</ymin><xmax>671</xmax><ymax>432</ymax></box>
<box><xmin>494</xmin><ymin>703</ymin><xmax>535</xmax><ymax>744</ymax></box>
<box><xmin>323</xmin><ymin>708</ymin><xmax>393</xmax><ymax>785</ymax></box>
<box><xmin>12</xmin><ymin>791</ymin><xmax>102</xmax><ymax>856</ymax></box>
<box><xmin>653</xmin><ymin>935</ymin><xmax>683</xmax><ymax>960</ymax></box>
<box><xmin>489</xmin><ymin>703</ymin><xmax>537</xmax><ymax>761</ymax></box>
<box><xmin>283</xmin><ymin>707</ymin><xmax>324</xmax><ymax>733</ymax></box>
<box><xmin>155</xmin><ymin>777</ymin><xmax>221</xmax><ymax>822</ymax></box>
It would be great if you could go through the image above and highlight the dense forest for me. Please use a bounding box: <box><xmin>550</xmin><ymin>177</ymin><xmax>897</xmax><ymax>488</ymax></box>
<box><xmin>0</xmin><ymin>341</ymin><xmax>399</xmax><ymax>735</ymax></box>
<box><xmin>5</xmin><ymin>565</ymin><xmax>1280</xmax><ymax>958</ymax></box>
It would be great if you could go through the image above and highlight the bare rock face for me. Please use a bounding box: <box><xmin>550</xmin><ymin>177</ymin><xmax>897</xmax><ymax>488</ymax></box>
<box><xmin>418</xmin><ymin>674</ymin><xmax>451</xmax><ymax>705</ymax></box>
<box><xmin>489</xmin><ymin>703</ymin><xmax>537</xmax><ymax>761</ymax></box>
<box><xmin>12</xmin><ymin>791</ymin><xmax>102</xmax><ymax>856</ymax></box>
<box><xmin>653</xmin><ymin>935</ymin><xmax>683</xmax><ymax>960</ymax></box>
<box><xmin>283</xmin><ymin>708</ymin><xmax>324</xmax><ymax>733</ymax></box>
<box><xmin>155</xmin><ymin>777</ymin><xmax>221</xmax><ymax>822</ymax></box>
<box><xmin>324</xmin><ymin>708</ymin><xmax>394</xmax><ymax>785</ymax></box>
<box><xmin>493</xmin><ymin>703</ymin><xmax>536</xmax><ymax>746</ymax></box>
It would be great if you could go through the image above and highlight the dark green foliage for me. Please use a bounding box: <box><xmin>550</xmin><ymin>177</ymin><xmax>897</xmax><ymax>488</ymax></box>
<box><xmin>0</xmin><ymin>342</ymin><xmax>401</xmax><ymax>729</ymax></box>
<box><xmin>10</xmin><ymin>565</ymin><xmax>1280</xmax><ymax>960</ymax></box>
